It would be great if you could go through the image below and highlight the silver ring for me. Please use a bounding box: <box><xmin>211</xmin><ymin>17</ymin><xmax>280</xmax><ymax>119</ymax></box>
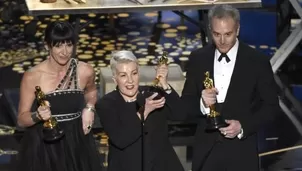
<box><xmin>223</xmin><ymin>131</ymin><xmax>227</xmax><ymax>136</ymax></box>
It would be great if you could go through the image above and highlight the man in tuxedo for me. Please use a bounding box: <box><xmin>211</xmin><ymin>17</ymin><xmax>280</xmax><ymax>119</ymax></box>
<box><xmin>181</xmin><ymin>4</ymin><xmax>280</xmax><ymax>171</ymax></box>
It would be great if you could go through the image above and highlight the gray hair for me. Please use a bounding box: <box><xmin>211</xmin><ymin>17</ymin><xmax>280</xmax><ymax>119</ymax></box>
<box><xmin>208</xmin><ymin>4</ymin><xmax>240</xmax><ymax>29</ymax></box>
<box><xmin>110</xmin><ymin>50</ymin><xmax>138</xmax><ymax>75</ymax></box>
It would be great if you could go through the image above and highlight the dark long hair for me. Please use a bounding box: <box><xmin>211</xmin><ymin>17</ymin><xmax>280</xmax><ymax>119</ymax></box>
<box><xmin>44</xmin><ymin>21</ymin><xmax>75</xmax><ymax>47</ymax></box>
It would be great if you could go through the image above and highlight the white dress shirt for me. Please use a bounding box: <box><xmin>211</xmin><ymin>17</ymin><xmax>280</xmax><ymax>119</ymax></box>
<box><xmin>200</xmin><ymin>39</ymin><xmax>243</xmax><ymax>139</ymax></box>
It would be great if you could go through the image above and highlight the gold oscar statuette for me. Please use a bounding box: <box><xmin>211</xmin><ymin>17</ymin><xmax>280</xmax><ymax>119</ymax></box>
<box><xmin>152</xmin><ymin>51</ymin><xmax>169</xmax><ymax>86</ymax></box>
<box><xmin>203</xmin><ymin>71</ymin><xmax>228</xmax><ymax>130</ymax></box>
<box><xmin>35</xmin><ymin>86</ymin><xmax>64</xmax><ymax>142</ymax></box>
<box><xmin>143</xmin><ymin>51</ymin><xmax>169</xmax><ymax>100</ymax></box>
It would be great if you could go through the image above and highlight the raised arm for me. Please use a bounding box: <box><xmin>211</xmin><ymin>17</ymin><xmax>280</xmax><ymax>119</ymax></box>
<box><xmin>164</xmin><ymin>87</ymin><xmax>187</xmax><ymax>121</ymax></box>
<box><xmin>181</xmin><ymin>51</ymin><xmax>204</xmax><ymax>118</ymax></box>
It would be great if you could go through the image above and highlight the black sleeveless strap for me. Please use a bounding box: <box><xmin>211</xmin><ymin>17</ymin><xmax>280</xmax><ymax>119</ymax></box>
<box><xmin>55</xmin><ymin>59</ymin><xmax>78</xmax><ymax>90</ymax></box>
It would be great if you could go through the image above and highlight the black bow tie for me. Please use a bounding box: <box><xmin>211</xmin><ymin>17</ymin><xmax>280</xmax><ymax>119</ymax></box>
<box><xmin>218</xmin><ymin>53</ymin><xmax>230</xmax><ymax>63</ymax></box>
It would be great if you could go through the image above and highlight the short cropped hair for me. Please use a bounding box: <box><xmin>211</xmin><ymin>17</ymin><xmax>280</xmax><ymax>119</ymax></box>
<box><xmin>208</xmin><ymin>4</ymin><xmax>240</xmax><ymax>29</ymax></box>
<box><xmin>110</xmin><ymin>50</ymin><xmax>138</xmax><ymax>75</ymax></box>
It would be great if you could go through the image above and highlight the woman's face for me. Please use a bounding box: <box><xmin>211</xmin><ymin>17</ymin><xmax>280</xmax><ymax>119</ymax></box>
<box><xmin>48</xmin><ymin>42</ymin><xmax>73</xmax><ymax>66</ymax></box>
<box><xmin>113</xmin><ymin>61</ymin><xmax>139</xmax><ymax>101</ymax></box>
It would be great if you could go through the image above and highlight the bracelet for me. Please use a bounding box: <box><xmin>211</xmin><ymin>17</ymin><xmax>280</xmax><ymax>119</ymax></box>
<box><xmin>31</xmin><ymin>112</ymin><xmax>41</xmax><ymax>123</ymax></box>
<box><xmin>85</xmin><ymin>104</ymin><xmax>96</xmax><ymax>114</ymax></box>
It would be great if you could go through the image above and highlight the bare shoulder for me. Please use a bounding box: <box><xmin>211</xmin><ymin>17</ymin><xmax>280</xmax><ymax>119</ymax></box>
<box><xmin>22</xmin><ymin>63</ymin><xmax>43</xmax><ymax>84</ymax></box>
<box><xmin>78</xmin><ymin>61</ymin><xmax>95</xmax><ymax>78</ymax></box>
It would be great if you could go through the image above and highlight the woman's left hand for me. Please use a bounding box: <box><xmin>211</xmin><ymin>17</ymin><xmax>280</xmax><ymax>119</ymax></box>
<box><xmin>82</xmin><ymin>107</ymin><xmax>95</xmax><ymax>135</ymax></box>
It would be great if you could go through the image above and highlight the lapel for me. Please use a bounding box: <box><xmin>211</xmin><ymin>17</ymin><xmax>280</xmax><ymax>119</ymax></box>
<box><xmin>222</xmin><ymin>42</ymin><xmax>248</xmax><ymax>111</ymax></box>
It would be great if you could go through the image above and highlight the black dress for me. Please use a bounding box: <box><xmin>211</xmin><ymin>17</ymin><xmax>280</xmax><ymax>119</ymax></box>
<box><xmin>17</xmin><ymin>59</ymin><xmax>102</xmax><ymax>171</ymax></box>
<box><xmin>97</xmin><ymin>86</ymin><xmax>185</xmax><ymax>171</ymax></box>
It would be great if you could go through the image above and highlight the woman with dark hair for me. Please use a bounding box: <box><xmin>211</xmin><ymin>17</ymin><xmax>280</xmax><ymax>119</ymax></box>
<box><xmin>17</xmin><ymin>21</ymin><xmax>102</xmax><ymax>171</ymax></box>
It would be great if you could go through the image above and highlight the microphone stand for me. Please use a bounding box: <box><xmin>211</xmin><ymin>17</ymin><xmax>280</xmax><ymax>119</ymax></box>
<box><xmin>140</xmin><ymin>107</ymin><xmax>145</xmax><ymax>171</ymax></box>
<box><xmin>136</xmin><ymin>101</ymin><xmax>145</xmax><ymax>171</ymax></box>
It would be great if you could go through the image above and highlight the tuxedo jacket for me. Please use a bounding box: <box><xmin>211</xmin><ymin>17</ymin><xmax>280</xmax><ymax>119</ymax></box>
<box><xmin>181</xmin><ymin>42</ymin><xmax>280</xmax><ymax>171</ymax></box>
<box><xmin>97</xmin><ymin>86</ymin><xmax>185</xmax><ymax>171</ymax></box>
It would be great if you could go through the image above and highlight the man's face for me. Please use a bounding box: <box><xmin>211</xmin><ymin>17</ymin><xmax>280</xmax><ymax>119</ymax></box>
<box><xmin>210</xmin><ymin>16</ymin><xmax>239</xmax><ymax>54</ymax></box>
